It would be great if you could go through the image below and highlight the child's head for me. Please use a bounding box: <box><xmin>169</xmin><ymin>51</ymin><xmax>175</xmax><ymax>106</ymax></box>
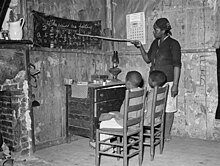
<box><xmin>148</xmin><ymin>70</ymin><xmax>167</xmax><ymax>88</ymax></box>
<box><xmin>125</xmin><ymin>71</ymin><xmax>143</xmax><ymax>89</ymax></box>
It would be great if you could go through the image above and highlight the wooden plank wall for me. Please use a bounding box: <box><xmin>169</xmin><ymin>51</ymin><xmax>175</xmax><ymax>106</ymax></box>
<box><xmin>24</xmin><ymin>0</ymin><xmax>110</xmax><ymax>147</ymax></box>
<box><xmin>112</xmin><ymin>0</ymin><xmax>220</xmax><ymax>140</ymax></box>
<box><xmin>26</xmin><ymin>0</ymin><xmax>107</xmax><ymax>42</ymax></box>
<box><xmin>30</xmin><ymin>48</ymin><xmax>110</xmax><ymax>147</ymax></box>
<box><xmin>23</xmin><ymin>0</ymin><xmax>220</xmax><ymax>143</ymax></box>
<box><xmin>112</xmin><ymin>0</ymin><xmax>219</xmax><ymax>51</ymax></box>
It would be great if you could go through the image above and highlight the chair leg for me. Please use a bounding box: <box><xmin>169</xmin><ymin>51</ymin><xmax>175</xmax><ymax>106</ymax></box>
<box><xmin>150</xmin><ymin>144</ymin><xmax>155</xmax><ymax>161</ymax></box>
<box><xmin>160</xmin><ymin>136</ymin><xmax>164</xmax><ymax>154</ymax></box>
<box><xmin>123</xmin><ymin>155</ymin><xmax>128</xmax><ymax>166</ymax></box>
<box><xmin>139</xmin><ymin>151</ymin><xmax>143</xmax><ymax>166</ymax></box>
<box><xmin>138</xmin><ymin>134</ymin><xmax>143</xmax><ymax>166</ymax></box>
<box><xmin>160</xmin><ymin>122</ymin><xmax>165</xmax><ymax>154</ymax></box>
<box><xmin>96</xmin><ymin>131</ymin><xmax>101</xmax><ymax>166</ymax></box>
<box><xmin>117</xmin><ymin>136</ymin><xmax>121</xmax><ymax>160</ymax></box>
<box><xmin>95</xmin><ymin>154</ymin><xmax>100</xmax><ymax>166</ymax></box>
<box><xmin>142</xmin><ymin>141</ymin><xmax>145</xmax><ymax>163</ymax></box>
<box><xmin>123</xmin><ymin>138</ymin><xmax>128</xmax><ymax>166</ymax></box>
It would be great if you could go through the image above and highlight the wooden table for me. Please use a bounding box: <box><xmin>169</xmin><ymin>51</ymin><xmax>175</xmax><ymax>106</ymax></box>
<box><xmin>65</xmin><ymin>82</ymin><xmax>126</xmax><ymax>141</ymax></box>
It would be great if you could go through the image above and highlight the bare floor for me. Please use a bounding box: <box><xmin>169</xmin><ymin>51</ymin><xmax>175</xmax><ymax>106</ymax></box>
<box><xmin>10</xmin><ymin>136</ymin><xmax>220</xmax><ymax>166</ymax></box>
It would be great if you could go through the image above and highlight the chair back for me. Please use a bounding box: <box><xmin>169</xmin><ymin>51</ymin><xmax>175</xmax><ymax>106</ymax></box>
<box><xmin>95</xmin><ymin>87</ymin><xmax>147</xmax><ymax>166</ymax></box>
<box><xmin>150</xmin><ymin>84</ymin><xmax>169</xmax><ymax>128</ymax></box>
<box><xmin>123</xmin><ymin>88</ymin><xmax>147</xmax><ymax>133</ymax></box>
<box><xmin>143</xmin><ymin>84</ymin><xmax>169</xmax><ymax>161</ymax></box>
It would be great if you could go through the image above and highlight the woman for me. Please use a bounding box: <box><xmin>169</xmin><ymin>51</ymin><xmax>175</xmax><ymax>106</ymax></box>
<box><xmin>131</xmin><ymin>18</ymin><xmax>182</xmax><ymax>141</ymax></box>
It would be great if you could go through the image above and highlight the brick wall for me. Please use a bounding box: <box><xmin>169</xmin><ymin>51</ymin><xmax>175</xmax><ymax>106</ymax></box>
<box><xmin>0</xmin><ymin>80</ymin><xmax>32</xmax><ymax>155</ymax></box>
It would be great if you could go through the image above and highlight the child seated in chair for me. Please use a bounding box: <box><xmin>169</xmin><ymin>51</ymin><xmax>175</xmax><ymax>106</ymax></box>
<box><xmin>89</xmin><ymin>70</ymin><xmax>144</xmax><ymax>148</ymax></box>
<box><xmin>144</xmin><ymin>70</ymin><xmax>167</xmax><ymax>125</ymax></box>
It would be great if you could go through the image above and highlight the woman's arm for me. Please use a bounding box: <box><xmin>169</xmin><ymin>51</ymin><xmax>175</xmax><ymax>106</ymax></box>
<box><xmin>171</xmin><ymin>66</ymin><xmax>181</xmax><ymax>97</ymax></box>
<box><xmin>171</xmin><ymin>40</ymin><xmax>182</xmax><ymax>97</ymax></box>
<box><xmin>131</xmin><ymin>40</ymin><xmax>151</xmax><ymax>63</ymax></box>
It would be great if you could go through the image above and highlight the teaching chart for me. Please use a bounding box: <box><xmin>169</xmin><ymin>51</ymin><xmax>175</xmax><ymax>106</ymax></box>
<box><xmin>126</xmin><ymin>12</ymin><xmax>146</xmax><ymax>46</ymax></box>
<box><xmin>32</xmin><ymin>10</ymin><xmax>102</xmax><ymax>49</ymax></box>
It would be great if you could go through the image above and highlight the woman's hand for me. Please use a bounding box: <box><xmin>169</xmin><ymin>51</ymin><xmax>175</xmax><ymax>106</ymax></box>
<box><xmin>130</xmin><ymin>40</ymin><xmax>142</xmax><ymax>48</ymax></box>
<box><xmin>171</xmin><ymin>83</ymin><xmax>178</xmax><ymax>97</ymax></box>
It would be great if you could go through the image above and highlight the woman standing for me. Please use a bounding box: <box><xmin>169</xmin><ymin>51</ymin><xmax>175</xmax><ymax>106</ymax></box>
<box><xmin>132</xmin><ymin>18</ymin><xmax>182</xmax><ymax>141</ymax></box>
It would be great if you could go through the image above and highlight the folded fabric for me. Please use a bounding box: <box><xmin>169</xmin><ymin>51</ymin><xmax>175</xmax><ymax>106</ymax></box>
<box><xmin>99</xmin><ymin>113</ymin><xmax>114</xmax><ymax>121</ymax></box>
<box><xmin>71</xmin><ymin>84</ymin><xmax>88</xmax><ymax>98</ymax></box>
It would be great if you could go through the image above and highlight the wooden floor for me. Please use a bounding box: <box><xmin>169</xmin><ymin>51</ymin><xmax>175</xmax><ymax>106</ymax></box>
<box><xmin>14</xmin><ymin>136</ymin><xmax>218</xmax><ymax>166</ymax></box>
<box><xmin>6</xmin><ymin>136</ymin><xmax>219</xmax><ymax>166</ymax></box>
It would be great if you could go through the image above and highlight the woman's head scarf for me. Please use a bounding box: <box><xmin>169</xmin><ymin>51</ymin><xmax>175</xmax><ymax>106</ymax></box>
<box><xmin>154</xmin><ymin>18</ymin><xmax>171</xmax><ymax>31</ymax></box>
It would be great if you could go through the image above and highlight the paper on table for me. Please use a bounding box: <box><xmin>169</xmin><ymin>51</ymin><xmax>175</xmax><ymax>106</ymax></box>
<box><xmin>71</xmin><ymin>84</ymin><xmax>88</xmax><ymax>98</ymax></box>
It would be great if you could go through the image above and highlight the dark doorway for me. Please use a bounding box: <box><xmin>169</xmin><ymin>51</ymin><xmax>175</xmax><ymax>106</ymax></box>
<box><xmin>216</xmin><ymin>48</ymin><xmax>220</xmax><ymax>119</ymax></box>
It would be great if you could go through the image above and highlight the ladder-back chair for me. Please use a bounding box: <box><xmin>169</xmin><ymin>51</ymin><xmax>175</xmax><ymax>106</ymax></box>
<box><xmin>95</xmin><ymin>88</ymin><xmax>147</xmax><ymax>166</ymax></box>
<box><xmin>143</xmin><ymin>84</ymin><xmax>169</xmax><ymax>161</ymax></box>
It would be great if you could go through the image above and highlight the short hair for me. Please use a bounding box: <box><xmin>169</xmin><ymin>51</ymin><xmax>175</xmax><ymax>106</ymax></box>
<box><xmin>149</xmin><ymin>70</ymin><xmax>167</xmax><ymax>87</ymax></box>
<box><xmin>126</xmin><ymin>71</ymin><xmax>143</xmax><ymax>88</ymax></box>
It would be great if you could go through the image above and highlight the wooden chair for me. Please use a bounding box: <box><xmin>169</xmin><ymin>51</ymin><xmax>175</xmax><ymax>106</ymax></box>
<box><xmin>95</xmin><ymin>88</ymin><xmax>147</xmax><ymax>166</ymax></box>
<box><xmin>143</xmin><ymin>84</ymin><xmax>169</xmax><ymax>161</ymax></box>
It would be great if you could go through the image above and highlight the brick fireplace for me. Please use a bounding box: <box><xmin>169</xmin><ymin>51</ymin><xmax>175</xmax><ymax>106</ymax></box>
<box><xmin>0</xmin><ymin>42</ymin><xmax>33</xmax><ymax>156</ymax></box>
<box><xmin>0</xmin><ymin>80</ymin><xmax>31</xmax><ymax>155</ymax></box>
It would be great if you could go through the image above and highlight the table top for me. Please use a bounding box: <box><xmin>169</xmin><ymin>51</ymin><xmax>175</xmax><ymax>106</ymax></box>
<box><xmin>65</xmin><ymin>80</ymin><xmax>125</xmax><ymax>89</ymax></box>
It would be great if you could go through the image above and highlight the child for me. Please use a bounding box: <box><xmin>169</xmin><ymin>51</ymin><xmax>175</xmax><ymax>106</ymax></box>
<box><xmin>89</xmin><ymin>70</ymin><xmax>144</xmax><ymax>148</ymax></box>
<box><xmin>148</xmin><ymin>70</ymin><xmax>167</xmax><ymax>88</ymax></box>
<box><xmin>144</xmin><ymin>70</ymin><xmax>167</xmax><ymax>125</ymax></box>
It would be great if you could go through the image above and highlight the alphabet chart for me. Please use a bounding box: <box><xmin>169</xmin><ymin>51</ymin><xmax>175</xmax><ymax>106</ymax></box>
<box><xmin>126</xmin><ymin>12</ymin><xmax>146</xmax><ymax>46</ymax></box>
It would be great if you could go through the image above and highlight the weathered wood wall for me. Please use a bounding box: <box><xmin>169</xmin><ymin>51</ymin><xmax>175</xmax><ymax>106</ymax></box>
<box><xmin>26</xmin><ymin>0</ymin><xmax>107</xmax><ymax>42</ymax></box>
<box><xmin>113</xmin><ymin>0</ymin><xmax>220</xmax><ymax>50</ymax></box>
<box><xmin>0</xmin><ymin>48</ymin><xmax>25</xmax><ymax>84</ymax></box>
<box><xmin>30</xmin><ymin>48</ymin><xmax>111</xmax><ymax>146</ymax></box>
<box><xmin>117</xmin><ymin>50</ymin><xmax>220</xmax><ymax>140</ymax></box>
<box><xmin>22</xmin><ymin>0</ymin><xmax>220</xmax><ymax>143</ymax></box>
<box><xmin>176</xmin><ymin>51</ymin><xmax>218</xmax><ymax>140</ymax></box>
<box><xmin>24</xmin><ymin>0</ymin><xmax>110</xmax><ymax>147</ymax></box>
<box><xmin>113</xmin><ymin>0</ymin><xmax>220</xmax><ymax>140</ymax></box>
